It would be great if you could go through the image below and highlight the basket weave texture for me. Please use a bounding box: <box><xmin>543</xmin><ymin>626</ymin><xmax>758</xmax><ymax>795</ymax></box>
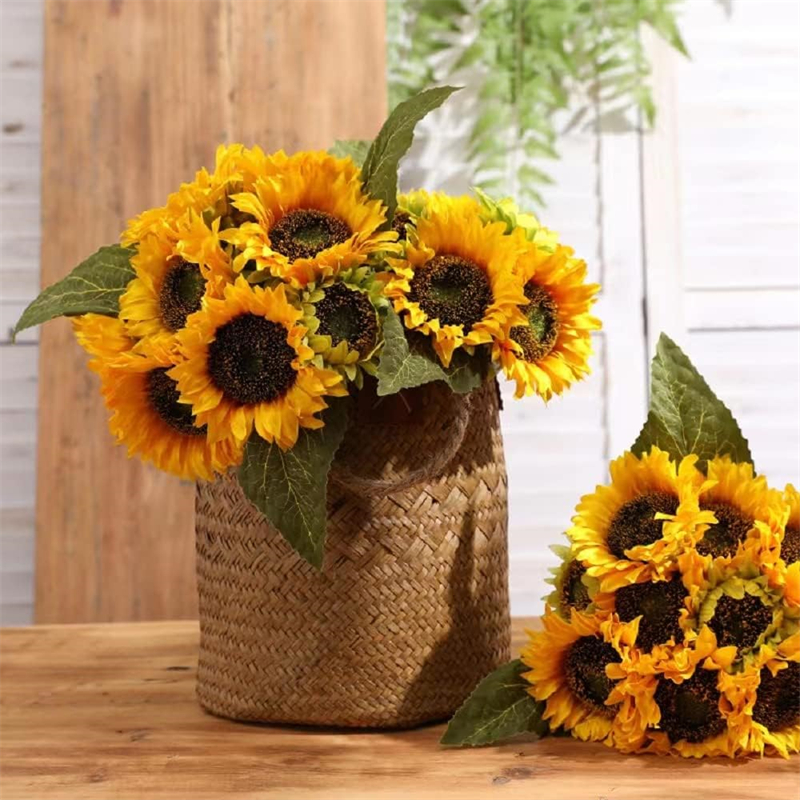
<box><xmin>194</xmin><ymin>379</ymin><xmax>511</xmax><ymax>728</ymax></box>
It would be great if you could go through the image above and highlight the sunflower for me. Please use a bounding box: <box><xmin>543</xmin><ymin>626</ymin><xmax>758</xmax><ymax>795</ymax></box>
<box><xmin>680</xmin><ymin>458</ymin><xmax>784</xmax><ymax>588</ymax></box>
<box><xmin>221</xmin><ymin>150</ymin><xmax>396</xmax><ymax>287</ymax></box>
<box><xmin>606</xmin><ymin>625</ymin><xmax>739</xmax><ymax>757</ymax></box>
<box><xmin>782</xmin><ymin>485</ymin><xmax>800</xmax><ymax>566</ymax></box>
<box><xmin>492</xmin><ymin>239</ymin><xmax>600</xmax><ymax>400</ymax></box>
<box><xmin>97</xmin><ymin>339</ymin><xmax>242</xmax><ymax>481</ymax></box>
<box><xmin>384</xmin><ymin>195</ymin><xmax>527</xmax><ymax>368</ymax></box>
<box><xmin>719</xmin><ymin>633</ymin><xmax>800</xmax><ymax>758</ymax></box>
<box><xmin>544</xmin><ymin>543</ymin><xmax>600</xmax><ymax>618</ymax></box>
<box><xmin>170</xmin><ymin>277</ymin><xmax>346</xmax><ymax>450</ymax></box>
<box><xmin>301</xmin><ymin>267</ymin><xmax>386</xmax><ymax>387</ymax></box>
<box><xmin>568</xmin><ymin>447</ymin><xmax>714</xmax><ymax>593</ymax></box>
<box><xmin>684</xmin><ymin>562</ymin><xmax>785</xmax><ymax>660</ymax></box>
<box><xmin>521</xmin><ymin>610</ymin><xmax>634</xmax><ymax>742</ymax></box>
<box><xmin>119</xmin><ymin>215</ymin><xmax>234</xmax><ymax>345</ymax></box>
<box><xmin>122</xmin><ymin>144</ymin><xmax>270</xmax><ymax>245</ymax></box>
<box><xmin>72</xmin><ymin>313</ymin><xmax>136</xmax><ymax>371</ymax></box>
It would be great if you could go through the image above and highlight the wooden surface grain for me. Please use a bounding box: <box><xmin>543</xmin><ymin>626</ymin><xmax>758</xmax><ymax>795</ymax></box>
<box><xmin>1</xmin><ymin>618</ymin><xmax>796</xmax><ymax>800</ymax></box>
<box><xmin>35</xmin><ymin>0</ymin><xmax>387</xmax><ymax>624</ymax></box>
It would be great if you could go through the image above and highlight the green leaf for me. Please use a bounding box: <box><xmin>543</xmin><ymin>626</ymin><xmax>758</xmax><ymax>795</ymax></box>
<box><xmin>237</xmin><ymin>398</ymin><xmax>351</xmax><ymax>568</ymax></box>
<box><xmin>376</xmin><ymin>307</ymin><xmax>449</xmax><ymax>396</ymax></box>
<box><xmin>376</xmin><ymin>307</ymin><xmax>488</xmax><ymax>396</ymax></box>
<box><xmin>445</xmin><ymin>347</ymin><xmax>491</xmax><ymax>395</ymax></box>
<box><xmin>361</xmin><ymin>86</ymin><xmax>459</xmax><ymax>222</ymax></box>
<box><xmin>441</xmin><ymin>659</ymin><xmax>549</xmax><ymax>747</ymax></box>
<box><xmin>632</xmin><ymin>333</ymin><xmax>753</xmax><ymax>472</ymax></box>
<box><xmin>13</xmin><ymin>244</ymin><xmax>135</xmax><ymax>340</ymax></box>
<box><xmin>328</xmin><ymin>139</ymin><xmax>371</xmax><ymax>167</ymax></box>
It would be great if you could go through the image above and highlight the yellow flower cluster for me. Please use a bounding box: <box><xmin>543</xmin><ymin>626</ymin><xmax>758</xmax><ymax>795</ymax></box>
<box><xmin>72</xmin><ymin>147</ymin><xmax>600</xmax><ymax>481</ymax></box>
<box><xmin>526</xmin><ymin>450</ymin><xmax>799</xmax><ymax>758</ymax></box>
<box><xmin>387</xmin><ymin>191</ymin><xmax>601</xmax><ymax>398</ymax></box>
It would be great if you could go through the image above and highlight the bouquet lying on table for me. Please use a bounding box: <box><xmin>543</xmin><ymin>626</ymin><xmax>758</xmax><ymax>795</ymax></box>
<box><xmin>444</xmin><ymin>336</ymin><xmax>799</xmax><ymax>759</ymax></box>
<box><xmin>13</xmin><ymin>86</ymin><xmax>600</xmax><ymax>567</ymax></box>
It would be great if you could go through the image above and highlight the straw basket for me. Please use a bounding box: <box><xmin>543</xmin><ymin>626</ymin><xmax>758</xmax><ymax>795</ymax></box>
<box><xmin>194</xmin><ymin>378</ymin><xmax>511</xmax><ymax>728</ymax></box>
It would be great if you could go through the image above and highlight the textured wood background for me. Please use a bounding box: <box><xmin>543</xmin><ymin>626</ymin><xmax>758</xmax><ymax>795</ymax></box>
<box><xmin>35</xmin><ymin>0</ymin><xmax>387</xmax><ymax>623</ymax></box>
<box><xmin>2</xmin><ymin>617</ymin><xmax>796</xmax><ymax>800</ymax></box>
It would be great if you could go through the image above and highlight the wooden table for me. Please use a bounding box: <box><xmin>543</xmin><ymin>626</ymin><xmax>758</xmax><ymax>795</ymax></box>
<box><xmin>1</xmin><ymin>619</ymin><xmax>796</xmax><ymax>800</ymax></box>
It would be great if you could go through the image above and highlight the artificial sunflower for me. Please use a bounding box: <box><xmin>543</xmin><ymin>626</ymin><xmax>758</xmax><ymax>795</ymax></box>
<box><xmin>690</xmin><ymin>562</ymin><xmax>786</xmax><ymax>657</ymax></box>
<box><xmin>782</xmin><ymin>485</ymin><xmax>800</xmax><ymax>566</ymax></box>
<box><xmin>521</xmin><ymin>610</ymin><xmax>632</xmax><ymax>742</ymax></box>
<box><xmin>97</xmin><ymin>339</ymin><xmax>242</xmax><ymax>481</ymax></box>
<box><xmin>170</xmin><ymin>277</ymin><xmax>346</xmax><ymax>450</ymax></box>
<box><xmin>679</xmin><ymin>458</ymin><xmax>783</xmax><ymax>587</ymax></box>
<box><xmin>119</xmin><ymin>216</ymin><xmax>233</xmax><ymax>344</ymax></box>
<box><xmin>301</xmin><ymin>267</ymin><xmax>386</xmax><ymax>386</ymax></box>
<box><xmin>122</xmin><ymin>143</ymin><xmax>269</xmax><ymax>245</ymax></box>
<box><xmin>606</xmin><ymin>624</ymin><xmax>738</xmax><ymax>757</ymax></box>
<box><xmin>222</xmin><ymin>150</ymin><xmax>396</xmax><ymax>287</ymax></box>
<box><xmin>384</xmin><ymin>194</ymin><xmax>527</xmax><ymax>367</ymax></box>
<box><xmin>544</xmin><ymin>543</ymin><xmax>600</xmax><ymax>619</ymax></box>
<box><xmin>492</xmin><ymin>239</ymin><xmax>600</xmax><ymax>400</ymax></box>
<box><xmin>732</xmin><ymin>635</ymin><xmax>800</xmax><ymax>758</ymax></box>
<box><xmin>568</xmin><ymin>447</ymin><xmax>714</xmax><ymax>593</ymax></box>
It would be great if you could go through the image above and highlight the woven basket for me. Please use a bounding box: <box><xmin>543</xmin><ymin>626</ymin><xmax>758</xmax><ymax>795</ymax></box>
<box><xmin>194</xmin><ymin>378</ymin><xmax>511</xmax><ymax>728</ymax></box>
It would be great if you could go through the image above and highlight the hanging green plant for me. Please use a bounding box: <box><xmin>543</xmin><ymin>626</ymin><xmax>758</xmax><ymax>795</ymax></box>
<box><xmin>388</xmin><ymin>0</ymin><xmax>688</xmax><ymax>206</ymax></box>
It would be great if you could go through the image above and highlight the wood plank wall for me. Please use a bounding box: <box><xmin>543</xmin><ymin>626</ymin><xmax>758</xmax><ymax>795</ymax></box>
<box><xmin>31</xmin><ymin>0</ymin><xmax>386</xmax><ymax>623</ymax></box>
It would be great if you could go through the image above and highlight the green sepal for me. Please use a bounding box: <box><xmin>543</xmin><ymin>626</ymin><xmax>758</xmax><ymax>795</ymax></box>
<box><xmin>441</xmin><ymin>659</ymin><xmax>550</xmax><ymax>747</ymax></box>
<box><xmin>237</xmin><ymin>398</ymin><xmax>351</xmax><ymax>569</ymax></box>
<box><xmin>328</xmin><ymin>139</ymin><xmax>371</xmax><ymax>167</ymax></box>
<box><xmin>13</xmin><ymin>244</ymin><xmax>135</xmax><ymax>340</ymax></box>
<box><xmin>375</xmin><ymin>307</ymin><xmax>488</xmax><ymax>397</ymax></box>
<box><xmin>632</xmin><ymin>333</ymin><xmax>753</xmax><ymax>473</ymax></box>
<box><xmin>361</xmin><ymin>85</ymin><xmax>460</xmax><ymax>223</ymax></box>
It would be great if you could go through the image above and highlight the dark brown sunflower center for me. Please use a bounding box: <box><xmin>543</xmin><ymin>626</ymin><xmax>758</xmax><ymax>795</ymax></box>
<box><xmin>563</xmin><ymin>635</ymin><xmax>620</xmax><ymax>713</ymax></box>
<box><xmin>753</xmin><ymin>662</ymin><xmax>800</xmax><ymax>732</ymax></box>
<box><xmin>697</xmin><ymin>501</ymin><xmax>753</xmax><ymax>558</ymax></box>
<box><xmin>607</xmin><ymin>492</ymin><xmax>680</xmax><ymax>559</ymax></box>
<box><xmin>655</xmin><ymin>669</ymin><xmax>726</xmax><ymax>744</ymax></box>
<box><xmin>269</xmin><ymin>209</ymin><xmax>351</xmax><ymax>261</ymax></box>
<box><xmin>207</xmin><ymin>313</ymin><xmax>297</xmax><ymax>405</ymax></box>
<box><xmin>314</xmin><ymin>282</ymin><xmax>378</xmax><ymax>358</ymax></box>
<box><xmin>708</xmin><ymin>593</ymin><xmax>772</xmax><ymax>650</ymax></box>
<box><xmin>392</xmin><ymin>211</ymin><xmax>412</xmax><ymax>241</ymax></box>
<box><xmin>158</xmin><ymin>259</ymin><xmax>206</xmax><ymax>332</ymax></box>
<box><xmin>782</xmin><ymin>525</ymin><xmax>800</xmax><ymax>565</ymax></box>
<box><xmin>145</xmin><ymin>368</ymin><xmax>205</xmax><ymax>437</ymax></box>
<box><xmin>408</xmin><ymin>254</ymin><xmax>492</xmax><ymax>331</ymax></box>
<box><xmin>560</xmin><ymin>559</ymin><xmax>591</xmax><ymax>614</ymax></box>
<box><xmin>509</xmin><ymin>282</ymin><xmax>560</xmax><ymax>363</ymax></box>
<box><xmin>615</xmin><ymin>578</ymin><xmax>685</xmax><ymax>652</ymax></box>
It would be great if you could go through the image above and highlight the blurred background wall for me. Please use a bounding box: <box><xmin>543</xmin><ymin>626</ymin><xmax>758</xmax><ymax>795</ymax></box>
<box><xmin>1</xmin><ymin>0</ymin><xmax>798</xmax><ymax>624</ymax></box>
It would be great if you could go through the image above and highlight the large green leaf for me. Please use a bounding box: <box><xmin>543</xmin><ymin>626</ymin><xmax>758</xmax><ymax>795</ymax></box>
<box><xmin>361</xmin><ymin>86</ymin><xmax>459</xmax><ymax>222</ymax></box>
<box><xmin>441</xmin><ymin>659</ymin><xmax>549</xmax><ymax>747</ymax></box>
<box><xmin>328</xmin><ymin>139</ymin><xmax>371</xmax><ymax>167</ymax></box>
<box><xmin>13</xmin><ymin>244</ymin><xmax>135</xmax><ymax>339</ymax></box>
<box><xmin>632</xmin><ymin>333</ymin><xmax>752</xmax><ymax>472</ymax></box>
<box><xmin>376</xmin><ymin>308</ymin><xmax>446</xmax><ymax>396</ymax></box>
<box><xmin>376</xmin><ymin>308</ymin><xmax>487</xmax><ymax>397</ymax></box>
<box><xmin>237</xmin><ymin>398</ymin><xmax>351</xmax><ymax>568</ymax></box>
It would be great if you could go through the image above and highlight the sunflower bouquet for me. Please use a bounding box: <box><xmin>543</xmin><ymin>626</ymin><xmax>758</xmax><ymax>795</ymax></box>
<box><xmin>443</xmin><ymin>335</ymin><xmax>799</xmax><ymax>759</ymax></box>
<box><xmin>14</xmin><ymin>87</ymin><xmax>600</xmax><ymax>567</ymax></box>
